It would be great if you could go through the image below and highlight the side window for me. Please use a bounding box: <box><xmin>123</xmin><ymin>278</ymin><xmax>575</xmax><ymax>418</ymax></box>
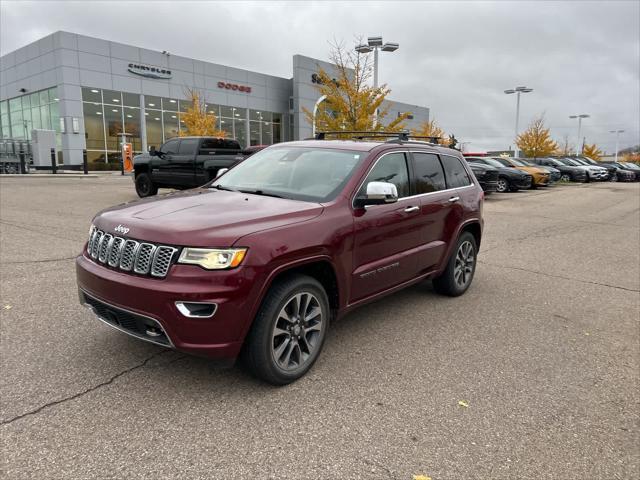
<box><xmin>359</xmin><ymin>152</ymin><xmax>410</xmax><ymax>198</ymax></box>
<box><xmin>160</xmin><ymin>139</ymin><xmax>179</xmax><ymax>154</ymax></box>
<box><xmin>440</xmin><ymin>155</ymin><xmax>471</xmax><ymax>188</ymax></box>
<box><xmin>412</xmin><ymin>152</ymin><xmax>446</xmax><ymax>193</ymax></box>
<box><xmin>200</xmin><ymin>138</ymin><xmax>224</xmax><ymax>150</ymax></box>
<box><xmin>178</xmin><ymin>138</ymin><xmax>199</xmax><ymax>155</ymax></box>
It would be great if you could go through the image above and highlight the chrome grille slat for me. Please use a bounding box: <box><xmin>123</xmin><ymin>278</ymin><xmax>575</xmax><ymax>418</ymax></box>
<box><xmin>90</xmin><ymin>231</ymin><xmax>104</xmax><ymax>259</ymax></box>
<box><xmin>107</xmin><ymin>237</ymin><xmax>125</xmax><ymax>267</ymax></box>
<box><xmin>87</xmin><ymin>229</ymin><xmax>177</xmax><ymax>278</ymax></box>
<box><xmin>151</xmin><ymin>246</ymin><xmax>178</xmax><ymax>278</ymax></box>
<box><xmin>134</xmin><ymin>243</ymin><xmax>156</xmax><ymax>274</ymax></box>
<box><xmin>119</xmin><ymin>240</ymin><xmax>139</xmax><ymax>271</ymax></box>
<box><xmin>98</xmin><ymin>234</ymin><xmax>113</xmax><ymax>263</ymax></box>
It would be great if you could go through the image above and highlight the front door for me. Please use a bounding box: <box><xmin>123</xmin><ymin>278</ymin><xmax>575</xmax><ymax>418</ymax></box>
<box><xmin>351</xmin><ymin>152</ymin><xmax>425</xmax><ymax>302</ymax></box>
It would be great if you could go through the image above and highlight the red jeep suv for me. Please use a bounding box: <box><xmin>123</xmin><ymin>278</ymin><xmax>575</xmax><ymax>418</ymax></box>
<box><xmin>77</xmin><ymin>136</ymin><xmax>484</xmax><ymax>384</ymax></box>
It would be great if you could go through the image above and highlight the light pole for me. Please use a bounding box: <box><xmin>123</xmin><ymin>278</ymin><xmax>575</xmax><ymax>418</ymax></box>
<box><xmin>609</xmin><ymin>129</ymin><xmax>624</xmax><ymax>161</ymax></box>
<box><xmin>569</xmin><ymin>114</ymin><xmax>590</xmax><ymax>155</ymax></box>
<box><xmin>504</xmin><ymin>86</ymin><xmax>533</xmax><ymax>157</ymax></box>
<box><xmin>355</xmin><ymin>36</ymin><xmax>399</xmax><ymax>126</ymax></box>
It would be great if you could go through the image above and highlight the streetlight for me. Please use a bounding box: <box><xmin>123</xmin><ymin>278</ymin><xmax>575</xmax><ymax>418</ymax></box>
<box><xmin>609</xmin><ymin>129</ymin><xmax>624</xmax><ymax>161</ymax></box>
<box><xmin>569</xmin><ymin>114</ymin><xmax>590</xmax><ymax>155</ymax></box>
<box><xmin>355</xmin><ymin>36</ymin><xmax>399</xmax><ymax>125</ymax></box>
<box><xmin>504</xmin><ymin>86</ymin><xmax>533</xmax><ymax>157</ymax></box>
<box><xmin>311</xmin><ymin>94</ymin><xmax>327</xmax><ymax>137</ymax></box>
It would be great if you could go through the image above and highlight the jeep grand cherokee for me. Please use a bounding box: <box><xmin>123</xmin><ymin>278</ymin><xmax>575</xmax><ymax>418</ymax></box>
<box><xmin>77</xmin><ymin>136</ymin><xmax>484</xmax><ymax>384</ymax></box>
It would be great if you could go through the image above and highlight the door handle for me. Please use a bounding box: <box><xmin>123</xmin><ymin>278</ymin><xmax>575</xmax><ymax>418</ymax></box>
<box><xmin>448</xmin><ymin>196</ymin><xmax>460</xmax><ymax>203</ymax></box>
<box><xmin>404</xmin><ymin>206</ymin><xmax>420</xmax><ymax>213</ymax></box>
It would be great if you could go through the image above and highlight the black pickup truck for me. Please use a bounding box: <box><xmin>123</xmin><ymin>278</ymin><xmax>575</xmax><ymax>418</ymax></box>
<box><xmin>133</xmin><ymin>136</ymin><xmax>248</xmax><ymax>197</ymax></box>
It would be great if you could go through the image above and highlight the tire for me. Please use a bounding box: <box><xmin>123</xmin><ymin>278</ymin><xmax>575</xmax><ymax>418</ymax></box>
<box><xmin>496</xmin><ymin>177</ymin><xmax>510</xmax><ymax>193</ymax></box>
<box><xmin>243</xmin><ymin>274</ymin><xmax>330</xmax><ymax>385</ymax></box>
<box><xmin>433</xmin><ymin>231</ymin><xmax>477</xmax><ymax>297</ymax></box>
<box><xmin>610</xmin><ymin>174</ymin><xmax>618</xmax><ymax>182</ymax></box>
<box><xmin>560</xmin><ymin>173</ymin><xmax>571</xmax><ymax>182</ymax></box>
<box><xmin>135</xmin><ymin>172</ymin><xmax>158</xmax><ymax>197</ymax></box>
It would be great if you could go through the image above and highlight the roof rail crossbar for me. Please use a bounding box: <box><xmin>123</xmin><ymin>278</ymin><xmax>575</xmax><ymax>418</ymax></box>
<box><xmin>314</xmin><ymin>131</ymin><xmax>442</xmax><ymax>144</ymax></box>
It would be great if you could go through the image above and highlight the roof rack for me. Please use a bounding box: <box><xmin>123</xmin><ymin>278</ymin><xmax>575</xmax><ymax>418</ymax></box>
<box><xmin>314</xmin><ymin>131</ymin><xmax>442</xmax><ymax>145</ymax></box>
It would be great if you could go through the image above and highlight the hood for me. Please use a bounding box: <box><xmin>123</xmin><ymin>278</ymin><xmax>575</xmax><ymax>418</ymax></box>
<box><xmin>516</xmin><ymin>165</ymin><xmax>548</xmax><ymax>175</ymax></box>
<box><xmin>93</xmin><ymin>188</ymin><xmax>324</xmax><ymax>247</ymax></box>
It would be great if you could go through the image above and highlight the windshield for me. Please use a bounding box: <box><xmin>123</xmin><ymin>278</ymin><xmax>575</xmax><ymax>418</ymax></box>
<box><xmin>545</xmin><ymin>158</ymin><xmax>562</xmax><ymax>166</ymax></box>
<box><xmin>561</xmin><ymin>158</ymin><xmax>579</xmax><ymax>166</ymax></box>
<box><xmin>572</xmin><ymin>158</ymin><xmax>588</xmax><ymax>165</ymax></box>
<box><xmin>508</xmin><ymin>158</ymin><xmax>527</xmax><ymax>167</ymax></box>
<box><xmin>213</xmin><ymin>146</ymin><xmax>364</xmax><ymax>202</ymax></box>
<box><xmin>518</xmin><ymin>159</ymin><xmax>535</xmax><ymax>166</ymax></box>
<box><xmin>483</xmin><ymin>158</ymin><xmax>507</xmax><ymax>168</ymax></box>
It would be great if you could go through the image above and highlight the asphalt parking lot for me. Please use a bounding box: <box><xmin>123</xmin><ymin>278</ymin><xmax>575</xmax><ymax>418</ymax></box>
<box><xmin>1</xmin><ymin>176</ymin><xmax>638</xmax><ymax>479</ymax></box>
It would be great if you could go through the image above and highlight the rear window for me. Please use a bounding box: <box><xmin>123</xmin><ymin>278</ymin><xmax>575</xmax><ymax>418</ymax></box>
<box><xmin>412</xmin><ymin>152</ymin><xmax>446</xmax><ymax>193</ymax></box>
<box><xmin>440</xmin><ymin>155</ymin><xmax>471</xmax><ymax>188</ymax></box>
<box><xmin>200</xmin><ymin>138</ymin><xmax>240</xmax><ymax>152</ymax></box>
<box><xmin>178</xmin><ymin>138</ymin><xmax>199</xmax><ymax>155</ymax></box>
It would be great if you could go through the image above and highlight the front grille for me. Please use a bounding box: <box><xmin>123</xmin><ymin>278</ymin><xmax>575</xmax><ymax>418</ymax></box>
<box><xmin>81</xmin><ymin>291</ymin><xmax>172</xmax><ymax>347</ymax></box>
<box><xmin>87</xmin><ymin>226</ymin><xmax>178</xmax><ymax>278</ymax></box>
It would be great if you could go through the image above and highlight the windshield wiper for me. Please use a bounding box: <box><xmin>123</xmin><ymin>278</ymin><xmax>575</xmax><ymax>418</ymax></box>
<box><xmin>211</xmin><ymin>184</ymin><xmax>241</xmax><ymax>193</ymax></box>
<box><xmin>240</xmin><ymin>189</ymin><xmax>284</xmax><ymax>198</ymax></box>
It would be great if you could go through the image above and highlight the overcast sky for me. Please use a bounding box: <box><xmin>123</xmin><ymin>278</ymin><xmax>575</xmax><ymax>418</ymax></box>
<box><xmin>1</xmin><ymin>0</ymin><xmax>638</xmax><ymax>152</ymax></box>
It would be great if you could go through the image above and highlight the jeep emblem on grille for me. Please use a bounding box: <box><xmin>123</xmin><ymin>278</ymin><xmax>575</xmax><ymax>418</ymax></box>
<box><xmin>114</xmin><ymin>224</ymin><xmax>130</xmax><ymax>235</ymax></box>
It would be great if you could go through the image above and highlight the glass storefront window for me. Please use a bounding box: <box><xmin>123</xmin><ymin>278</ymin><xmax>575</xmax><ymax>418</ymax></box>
<box><xmin>49</xmin><ymin>102</ymin><xmax>59</xmax><ymax>132</ymax></box>
<box><xmin>103</xmin><ymin>90</ymin><xmax>122</xmax><ymax>106</ymax></box>
<box><xmin>205</xmin><ymin>104</ymin><xmax>220</xmax><ymax>116</ymax></box>
<box><xmin>83</xmin><ymin>102</ymin><xmax>105</xmax><ymax>150</ymax></box>
<box><xmin>21</xmin><ymin>95</ymin><xmax>31</xmax><ymax>110</ymax></box>
<box><xmin>49</xmin><ymin>87</ymin><xmax>59</xmax><ymax>102</ymax></box>
<box><xmin>249</xmin><ymin>109</ymin><xmax>262</xmax><ymax>121</ymax></box>
<box><xmin>262</xmin><ymin>122</ymin><xmax>273</xmax><ymax>145</ymax></box>
<box><xmin>104</xmin><ymin>106</ymin><xmax>122</xmax><ymax>150</ymax></box>
<box><xmin>30</xmin><ymin>92</ymin><xmax>40</xmax><ymax>107</ymax></box>
<box><xmin>249</xmin><ymin>121</ymin><xmax>260</xmax><ymax>146</ymax></box>
<box><xmin>220</xmin><ymin>106</ymin><xmax>235</xmax><ymax>118</ymax></box>
<box><xmin>234</xmin><ymin>119</ymin><xmax>246</xmax><ymax>147</ymax></box>
<box><xmin>179</xmin><ymin>99</ymin><xmax>192</xmax><ymax>113</ymax></box>
<box><xmin>145</xmin><ymin>113</ymin><xmax>163</xmax><ymax>149</ymax></box>
<box><xmin>162</xmin><ymin>98</ymin><xmax>178</xmax><ymax>111</ymax></box>
<box><xmin>219</xmin><ymin>118</ymin><xmax>233</xmax><ymax>138</ymax></box>
<box><xmin>40</xmin><ymin>104</ymin><xmax>51</xmax><ymax>130</ymax></box>
<box><xmin>39</xmin><ymin>91</ymin><xmax>49</xmax><ymax>106</ymax></box>
<box><xmin>0</xmin><ymin>101</ymin><xmax>7</xmax><ymax>116</ymax></box>
<box><xmin>123</xmin><ymin>107</ymin><xmax>141</xmax><ymax>151</ymax></box>
<box><xmin>162</xmin><ymin>111</ymin><xmax>179</xmax><ymax>140</ymax></box>
<box><xmin>145</xmin><ymin>95</ymin><xmax>161</xmax><ymax>109</ymax></box>
<box><xmin>261</xmin><ymin>111</ymin><xmax>273</xmax><ymax>123</ymax></box>
<box><xmin>122</xmin><ymin>92</ymin><xmax>139</xmax><ymax>108</ymax></box>
<box><xmin>273</xmin><ymin>114</ymin><xmax>282</xmax><ymax>143</ymax></box>
<box><xmin>82</xmin><ymin>87</ymin><xmax>102</xmax><ymax>103</ymax></box>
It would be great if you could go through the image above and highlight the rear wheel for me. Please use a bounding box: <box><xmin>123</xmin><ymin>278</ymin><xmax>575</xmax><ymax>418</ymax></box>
<box><xmin>433</xmin><ymin>231</ymin><xmax>477</xmax><ymax>297</ymax></box>
<box><xmin>610</xmin><ymin>174</ymin><xmax>618</xmax><ymax>182</ymax></box>
<box><xmin>135</xmin><ymin>172</ymin><xmax>158</xmax><ymax>197</ymax></box>
<box><xmin>560</xmin><ymin>173</ymin><xmax>571</xmax><ymax>182</ymax></box>
<box><xmin>243</xmin><ymin>274</ymin><xmax>330</xmax><ymax>385</ymax></box>
<box><xmin>496</xmin><ymin>177</ymin><xmax>510</xmax><ymax>193</ymax></box>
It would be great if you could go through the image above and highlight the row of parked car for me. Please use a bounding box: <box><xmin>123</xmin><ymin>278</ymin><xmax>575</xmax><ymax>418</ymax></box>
<box><xmin>465</xmin><ymin>155</ymin><xmax>640</xmax><ymax>193</ymax></box>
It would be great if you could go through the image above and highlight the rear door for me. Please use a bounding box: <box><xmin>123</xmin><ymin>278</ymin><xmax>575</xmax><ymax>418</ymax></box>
<box><xmin>410</xmin><ymin>151</ymin><xmax>455</xmax><ymax>270</ymax></box>
<box><xmin>438</xmin><ymin>153</ymin><xmax>472</xmax><ymax>245</ymax></box>
<box><xmin>351</xmin><ymin>151</ymin><xmax>426</xmax><ymax>302</ymax></box>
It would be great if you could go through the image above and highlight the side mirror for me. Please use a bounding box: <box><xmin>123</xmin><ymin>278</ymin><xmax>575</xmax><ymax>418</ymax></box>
<box><xmin>216</xmin><ymin>168</ymin><xmax>229</xmax><ymax>178</ymax></box>
<box><xmin>355</xmin><ymin>181</ymin><xmax>398</xmax><ymax>208</ymax></box>
<box><xmin>149</xmin><ymin>146</ymin><xmax>157</xmax><ymax>156</ymax></box>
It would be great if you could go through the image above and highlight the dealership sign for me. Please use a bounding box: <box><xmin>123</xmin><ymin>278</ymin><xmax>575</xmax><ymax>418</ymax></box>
<box><xmin>217</xmin><ymin>82</ymin><xmax>252</xmax><ymax>93</ymax></box>
<box><xmin>128</xmin><ymin>63</ymin><xmax>172</xmax><ymax>79</ymax></box>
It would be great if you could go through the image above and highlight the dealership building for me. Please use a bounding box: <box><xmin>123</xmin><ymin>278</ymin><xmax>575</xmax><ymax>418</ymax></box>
<box><xmin>0</xmin><ymin>31</ymin><xmax>430</xmax><ymax>168</ymax></box>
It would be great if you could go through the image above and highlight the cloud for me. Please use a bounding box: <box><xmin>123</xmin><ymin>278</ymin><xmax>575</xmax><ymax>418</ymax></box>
<box><xmin>1</xmin><ymin>0</ymin><xmax>638</xmax><ymax>152</ymax></box>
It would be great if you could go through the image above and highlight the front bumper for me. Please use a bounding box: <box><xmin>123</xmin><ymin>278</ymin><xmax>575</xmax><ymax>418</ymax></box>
<box><xmin>479</xmin><ymin>179</ymin><xmax>498</xmax><ymax>192</ymax></box>
<box><xmin>514</xmin><ymin>176</ymin><xmax>533</xmax><ymax>189</ymax></box>
<box><xmin>76</xmin><ymin>253</ymin><xmax>265</xmax><ymax>360</ymax></box>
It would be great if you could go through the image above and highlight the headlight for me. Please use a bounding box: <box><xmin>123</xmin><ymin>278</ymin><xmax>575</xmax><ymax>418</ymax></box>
<box><xmin>178</xmin><ymin>248</ymin><xmax>247</xmax><ymax>270</ymax></box>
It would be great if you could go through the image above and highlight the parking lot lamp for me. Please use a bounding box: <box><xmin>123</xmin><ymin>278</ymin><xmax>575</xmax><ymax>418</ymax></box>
<box><xmin>569</xmin><ymin>114</ymin><xmax>590</xmax><ymax>155</ymax></box>
<box><xmin>312</xmin><ymin>95</ymin><xmax>327</xmax><ymax>137</ymax></box>
<box><xmin>609</xmin><ymin>129</ymin><xmax>624</xmax><ymax>161</ymax></box>
<box><xmin>504</xmin><ymin>86</ymin><xmax>533</xmax><ymax>156</ymax></box>
<box><xmin>355</xmin><ymin>36</ymin><xmax>399</xmax><ymax>125</ymax></box>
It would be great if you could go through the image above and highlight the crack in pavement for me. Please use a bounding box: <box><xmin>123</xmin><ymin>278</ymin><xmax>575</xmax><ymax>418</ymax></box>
<box><xmin>0</xmin><ymin>220</ymin><xmax>80</xmax><ymax>243</ymax></box>
<box><xmin>478</xmin><ymin>260</ymin><xmax>640</xmax><ymax>293</ymax></box>
<box><xmin>1</xmin><ymin>256</ymin><xmax>77</xmax><ymax>265</ymax></box>
<box><xmin>0</xmin><ymin>350</ymin><xmax>176</xmax><ymax>427</ymax></box>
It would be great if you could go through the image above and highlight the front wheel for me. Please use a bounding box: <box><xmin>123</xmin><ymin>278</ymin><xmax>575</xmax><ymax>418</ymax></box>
<box><xmin>610</xmin><ymin>174</ymin><xmax>618</xmax><ymax>182</ymax></box>
<box><xmin>496</xmin><ymin>177</ymin><xmax>510</xmax><ymax>193</ymax></box>
<box><xmin>243</xmin><ymin>275</ymin><xmax>330</xmax><ymax>385</ymax></box>
<box><xmin>135</xmin><ymin>172</ymin><xmax>158</xmax><ymax>197</ymax></box>
<box><xmin>433</xmin><ymin>232</ymin><xmax>477</xmax><ymax>297</ymax></box>
<box><xmin>560</xmin><ymin>173</ymin><xmax>571</xmax><ymax>182</ymax></box>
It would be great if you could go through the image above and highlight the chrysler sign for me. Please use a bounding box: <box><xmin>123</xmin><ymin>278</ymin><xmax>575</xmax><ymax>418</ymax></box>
<box><xmin>128</xmin><ymin>63</ymin><xmax>172</xmax><ymax>80</ymax></box>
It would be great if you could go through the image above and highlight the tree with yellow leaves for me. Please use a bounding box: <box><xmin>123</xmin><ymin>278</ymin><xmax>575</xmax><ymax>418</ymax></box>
<box><xmin>303</xmin><ymin>41</ymin><xmax>410</xmax><ymax>138</ymax></box>
<box><xmin>412</xmin><ymin>119</ymin><xmax>449</xmax><ymax>145</ymax></box>
<box><xmin>582</xmin><ymin>143</ymin><xmax>603</xmax><ymax>161</ymax></box>
<box><xmin>179</xmin><ymin>88</ymin><xmax>226</xmax><ymax>138</ymax></box>
<box><xmin>516</xmin><ymin>115</ymin><xmax>558</xmax><ymax>158</ymax></box>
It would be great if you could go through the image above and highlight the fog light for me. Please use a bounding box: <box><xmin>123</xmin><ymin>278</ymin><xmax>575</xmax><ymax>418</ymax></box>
<box><xmin>175</xmin><ymin>302</ymin><xmax>217</xmax><ymax>318</ymax></box>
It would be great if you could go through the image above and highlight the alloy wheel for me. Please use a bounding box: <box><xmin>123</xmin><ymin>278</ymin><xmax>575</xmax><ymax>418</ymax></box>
<box><xmin>271</xmin><ymin>292</ymin><xmax>323</xmax><ymax>371</ymax></box>
<box><xmin>453</xmin><ymin>240</ymin><xmax>475</xmax><ymax>288</ymax></box>
<box><xmin>497</xmin><ymin>178</ymin><xmax>508</xmax><ymax>193</ymax></box>
<box><xmin>560</xmin><ymin>174</ymin><xmax>571</xmax><ymax>182</ymax></box>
